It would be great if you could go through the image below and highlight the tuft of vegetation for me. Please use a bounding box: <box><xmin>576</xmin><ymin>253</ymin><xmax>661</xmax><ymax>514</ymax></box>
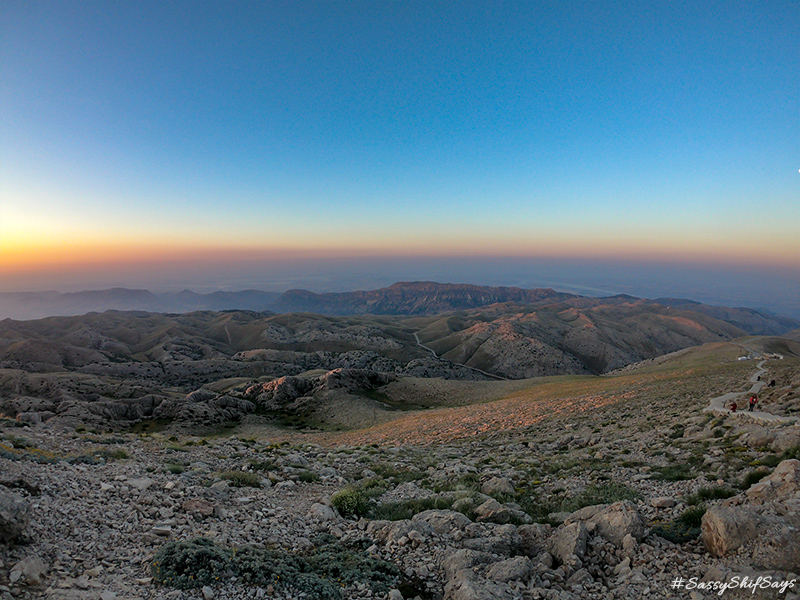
<box><xmin>151</xmin><ymin>538</ymin><xmax>231</xmax><ymax>589</ymax></box>
<box><xmin>219</xmin><ymin>471</ymin><xmax>261</xmax><ymax>488</ymax></box>
<box><xmin>679</xmin><ymin>504</ymin><xmax>707</xmax><ymax>528</ymax></box>
<box><xmin>330</xmin><ymin>487</ymin><xmax>368</xmax><ymax>518</ymax></box>
<box><xmin>684</xmin><ymin>486</ymin><xmax>737</xmax><ymax>505</ymax></box>
<box><xmin>151</xmin><ymin>536</ymin><xmax>400</xmax><ymax>598</ymax></box>
<box><xmin>651</xmin><ymin>504</ymin><xmax>707</xmax><ymax>544</ymax></box>
<box><xmin>0</xmin><ymin>442</ymin><xmax>128</xmax><ymax>464</ymax></box>
<box><xmin>248</xmin><ymin>459</ymin><xmax>276</xmax><ymax>471</ymax></box>
<box><xmin>368</xmin><ymin>495</ymin><xmax>458</xmax><ymax>521</ymax></box>
<box><xmin>559</xmin><ymin>482</ymin><xmax>640</xmax><ymax>513</ymax></box>
<box><xmin>297</xmin><ymin>470</ymin><xmax>320</xmax><ymax>483</ymax></box>
<box><xmin>652</xmin><ymin>464</ymin><xmax>694</xmax><ymax>481</ymax></box>
<box><xmin>739</xmin><ymin>468</ymin><xmax>771</xmax><ymax>489</ymax></box>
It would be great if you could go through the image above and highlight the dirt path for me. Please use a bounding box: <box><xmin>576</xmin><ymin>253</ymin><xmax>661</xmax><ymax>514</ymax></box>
<box><xmin>704</xmin><ymin>358</ymin><xmax>797</xmax><ymax>424</ymax></box>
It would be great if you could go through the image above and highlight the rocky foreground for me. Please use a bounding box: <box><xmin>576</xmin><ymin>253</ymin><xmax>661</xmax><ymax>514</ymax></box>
<box><xmin>1</xmin><ymin>354</ymin><xmax>799</xmax><ymax>600</ymax></box>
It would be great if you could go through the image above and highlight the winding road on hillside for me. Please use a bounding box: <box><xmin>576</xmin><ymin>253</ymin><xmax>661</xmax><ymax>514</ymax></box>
<box><xmin>413</xmin><ymin>331</ymin><xmax>509</xmax><ymax>381</ymax></box>
<box><xmin>704</xmin><ymin>350</ymin><xmax>797</xmax><ymax>424</ymax></box>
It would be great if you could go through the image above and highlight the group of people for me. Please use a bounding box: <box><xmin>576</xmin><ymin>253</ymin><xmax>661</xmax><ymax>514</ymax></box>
<box><xmin>730</xmin><ymin>394</ymin><xmax>759</xmax><ymax>412</ymax></box>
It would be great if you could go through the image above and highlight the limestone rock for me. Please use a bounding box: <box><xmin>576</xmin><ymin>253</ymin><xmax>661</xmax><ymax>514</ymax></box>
<box><xmin>0</xmin><ymin>489</ymin><xmax>30</xmax><ymax>543</ymax></box>
<box><xmin>306</xmin><ymin>503</ymin><xmax>337</xmax><ymax>521</ymax></box>
<box><xmin>10</xmin><ymin>556</ymin><xmax>48</xmax><ymax>586</ymax></box>
<box><xmin>593</xmin><ymin>501</ymin><xmax>646</xmax><ymax>546</ymax></box>
<box><xmin>650</xmin><ymin>497</ymin><xmax>676</xmax><ymax>508</ymax></box>
<box><xmin>412</xmin><ymin>509</ymin><xmax>472</xmax><ymax>535</ymax></box>
<box><xmin>772</xmin><ymin>429</ymin><xmax>800</xmax><ymax>453</ymax></box>
<box><xmin>547</xmin><ymin>522</ymin><xmax>588</xmax><ymax>564</ymax></box>
<box><xmin>517</xmin><ymin>523</ymin><xmax>551</xmax><ymax>557</ymax></box>
<box><xmin>182</xmin><ymin>498</ymin><xmax>214</xmax><ymax>518</ymax></box>
<box><xmin>701</xmin><ymin>505</ymin><xmax>765</xmax><ymax>557</ymax></box>
<box><xmin>486</xmin><ymin>555</ymin><xmax>533</xmax><ymax>583</ymax></box>
<box><xmin>742</xmin><ymin>426</ymin><xmax>776</xmax><ymax>449</ymax></box>
<box><xmin>481</xmin><ymin>477</ymin><xmax>515</xmax><ymax>496</ymax></box>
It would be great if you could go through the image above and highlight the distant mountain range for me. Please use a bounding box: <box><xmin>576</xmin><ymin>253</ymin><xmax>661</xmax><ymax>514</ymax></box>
<box><xmin>1</xmin><ymin>282</ymin><xmax>798</xmax><ymax>335</ymax></box>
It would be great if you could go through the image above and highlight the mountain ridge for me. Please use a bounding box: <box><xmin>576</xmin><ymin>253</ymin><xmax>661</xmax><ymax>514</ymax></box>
<box><xmin>2</xmin><ymin>281</ymin><xmax>797</xmax><ymax>326</ymax></box>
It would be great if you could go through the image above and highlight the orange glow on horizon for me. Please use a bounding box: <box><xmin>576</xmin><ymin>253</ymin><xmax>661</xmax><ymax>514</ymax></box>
<box><xmin>1</xmin><ymin>234</ymin><xmax>798</xmax><ymax>276</ymax></box>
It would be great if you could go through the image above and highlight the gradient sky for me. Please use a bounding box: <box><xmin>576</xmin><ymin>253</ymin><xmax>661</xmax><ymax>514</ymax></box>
<box><xmin>1</xmin><ymin>1</ymin><xmax>798</xmax><ymax>313</ymax></box>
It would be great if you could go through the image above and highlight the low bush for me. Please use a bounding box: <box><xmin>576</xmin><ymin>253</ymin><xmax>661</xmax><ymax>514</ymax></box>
<box><xmin>219</xmin><ymin>471</ymin><xmax>261</xmax><ymax>488</ymax></box>
<box><xmin>739</xmin><ymin>468</ymin><xmax>771</xmax><ymax>489</ymax></box>
<box><xmin>560</xmin><ymin>482</ymin><xmax>640</xmax><ymax>513</ymax></box>
<box><xmin>298</xmin><ymin>470</ymin><xmax>320</xmax><ymax>483</ymax></box>
<box><xmin>151</xmin><ymin>536</ymin><xmax>400</xmax><ymax>598</ymax></box>
<box><xmin>331</xmin><ymin>487</ymin><xmax>368</xmax><ymax>518</ymax></box>
<box><xmin>651</xmin><ymin>504</ymin><xmax>706</xmax><ymax>544</ymax></box>
<box><xmin>679</xmin><ymin>504</ymin><xmax>707</xmax><ymax>528</ymax></box>
<box><xmin>368</xmin><ymin>495</ymin><xmax>457</xmax><ymax>521</ymax></box>
<box><xmin>684</xmin><ymin>486</ymin><xmax>737</xmax><ymax>505</ymax></box>
<box><xmin>652</xmin><ymin>464</ymin><xmax>694</xmax><ymax>481</ymax></box>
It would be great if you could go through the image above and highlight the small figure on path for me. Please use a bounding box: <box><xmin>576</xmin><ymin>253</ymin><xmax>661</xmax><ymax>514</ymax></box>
<box><xmin>748</xmin><ymin>395</ymin><xmax>758</xmax><ymax>412</ymax></box>
<box><xmin>730</xmin><ymin>400</ymin><xmax>737</xmax><ymax>412</ymax></box>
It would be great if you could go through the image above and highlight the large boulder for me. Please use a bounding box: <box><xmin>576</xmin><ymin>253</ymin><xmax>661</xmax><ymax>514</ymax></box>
<box><xmin>462</xmin><ymin>523</ymin><xmax>521</xmax><ymax>555</ymax></box>
<box><xmin>701</xmin><ymin>506</ymin><xmax>765</xmax><ymax>557</ymax></box>
<box><xmin>565</xmin><ymin>500</ymin><xmax>646</xmax><ymax>547</ymax></box>
<box><xmin>517</xmin><ymin>523</ymin><xmax>551</xmax><ymax>557</ymax></box>
<box><xmin>0</xmin><ymin>489</ymin><xmax>30</xmax><ymax>543</ymax></box>
<box><xmin>481</xmin><ymin>477</ymin><xmax>515</xmax><ymax>496</ymax></box>
<box><xmin>486</xmin><ymin>556</ymin><xmax>534</xmax><ymax>584</ymax></box>
<box><xmin>771</xmin><ymin>429</ymin><xmax>800</xmax><ymax>453</ymax></box>
<box><xmin>751</xmin><ymin>518</ymin><xmax>800</xmax><ymax>571</ymax></box>
<box><xmin>474</xmin><ymin>499</ymin><xmax>530</xmax><ymax>525</ymax></box>
<box><xmin>745</xmin><ymin>459</ymin><xmax>800</xmax><ymax>504</ymax></box>
<box><xmin>442</xmin><ymin>549</ymin><xmax>512</xmax><ymax>600</ymax></box>
<box><xmin>590</xmin><ymin>500</ymin><xmax>646</xmax><ymax>546</ymax></box>
<box><xmin>9</xmin><ymin>556</ymin><xmax>48</xmax><ymax>585</ymax></box>
<box><xmin>547</xmin><ymin>522</ymin><xmax>588</xmax><ymax>564</ymax></box>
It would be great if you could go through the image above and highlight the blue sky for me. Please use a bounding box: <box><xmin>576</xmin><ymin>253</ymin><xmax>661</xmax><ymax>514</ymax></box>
<box><xmin>1</xmin><ymin>1</ymin><xmax>798</xmax><ymax>315</ymax></box>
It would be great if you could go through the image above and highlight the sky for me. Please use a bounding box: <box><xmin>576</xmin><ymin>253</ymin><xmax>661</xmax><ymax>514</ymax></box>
<box><xmin>1</xmin><ymin>1</ymin><xmax>798</xmax><ymax>316</ymax></box>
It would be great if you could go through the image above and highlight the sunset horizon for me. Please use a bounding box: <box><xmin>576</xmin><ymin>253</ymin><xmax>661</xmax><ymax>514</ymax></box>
<box><xmin>2</xmin><ymin>1</ymin><xmax>798</xmax><ymax>314</ymax></box>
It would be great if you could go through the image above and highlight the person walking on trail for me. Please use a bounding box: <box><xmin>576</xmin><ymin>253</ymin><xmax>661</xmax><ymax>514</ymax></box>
<box><xmin>730</xmin><ymin>400</ymin><xmax>737</xmax><ymax>412</ymax></box>
<box><xmin>749</xmin><ymin>395</ymin><xmax>758</xmax><ymax>412</ymax></box>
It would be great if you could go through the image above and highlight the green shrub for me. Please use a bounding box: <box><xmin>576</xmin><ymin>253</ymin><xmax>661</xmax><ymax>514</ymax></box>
<box><xmin>740</xmin><ymin>468</ymin><xmax>771</xmax><ymax>489</ymax></box>
<box><xmin>151</xmin><ymin>538</ymin><xmax>232</xmax><ymax>589</ymax></box>
<box><xmin>652</xmin><ymin>464</ymin><xmax>694</xmax><ymax>481</ymax></box>
<box><xmin>679</xmin><ymin>504</ymin><xmax>707</xmax><ymax>528</ymax></box>
<box><xmin>560</xmin><ymin>482</ymin><xmax>640</xmax><ymax>513</ymax></box>
<box><xmin>151</xmin><ymin>536</ymin><xmax>400</xmax><ymax>598</ymax></box>
<box><xmin>219</xmin><ymin>471</ymin><xmax>261</xmax><ymax>488</ymax></box>
<box><xmin>331</xmin><ymin>488</ymin><xmax>368</xmax><ymax>518</ymax></box>
<box><xmin>650</xmin><ymin>504</ymin><xmax>706</xmax><ymax>544</ymax></box>
<box><xmin>248</xmin><ymin>460</ymin><xmax>276</xmax><ymax>471</ymax></box>
<box><xmin>368</xmin><ymin>496</ymin><xmax>456</xmax><ymax>521</ymax></box>
<box><xmin>298</xmin><ymin>470</ymin><xmax>320</xmax><ymax>483</ymax></box>
<box><xmin>651</xmin><ymin>520</ymin><xmax>701</xmax><ymax>544</ymax></box>
<box><xmin>684</xmin><ymin>486</ymin><xmax>737</xmax><ymax>505</ymax></box>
